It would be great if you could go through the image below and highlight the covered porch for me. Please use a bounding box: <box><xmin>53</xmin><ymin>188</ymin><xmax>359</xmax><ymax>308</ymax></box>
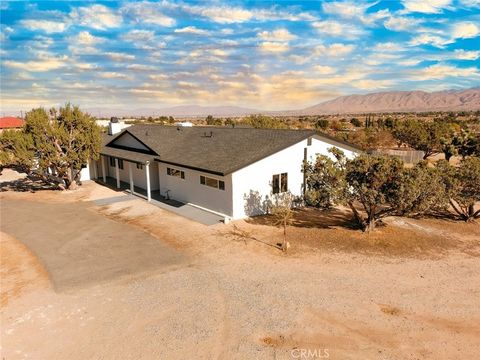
<box><xmin>96</xmin><ymin>176</ymin><xmax>224</xmax><ymax>225</ymax></box>
<box><xmin>95</xmin><ymin>150</ymin><xmax>157</xmax><ymax>202</ymax></box>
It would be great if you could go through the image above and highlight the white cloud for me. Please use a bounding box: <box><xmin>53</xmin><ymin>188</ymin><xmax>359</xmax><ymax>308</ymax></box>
<box><xmin>257</xmin><ymin>29</ymin><xmax>296</xmax><ymax>54</ymax></box>
<box><xmin>126</xmin><ymin>64</ymin><xmax>157</xmax><ymax>71</ymax></box>
<box><xmin>105</xmin><ymin>52</ymin><xmax>135</xmax><ymax>61</ymax></box>
<box><xmin>121</xmin><ymin>29</ymin><xmax>155</xmax><ymax>42</ymax></box>
<box><xmin>210</xmin><ymin>49</ymin><xmax>229</xmax><ymax>57</ymax></box>
<box><xmin>459</xmin><ymin>0</ymin><xmax>480</xmax><ymax>6</ymax></box>
<box><xmin>121</xmin><ymin>2</ymin><xmax>176</xmax><ymax>27</ymax></box>
<box><xmin>410</xmin><ymin>63</ymin><xmax>480</xmax><ymax>80</ymax></box>
<box><xmin>98</xmin><ymin>72</ymin><xmax>131</xmax><ymax>79</ymax></box>
<box><xmin>401</xmin><ymin>0</ymin><xmax>452</xmax><ymax>14</ymax></box>
<box><xmin>3</xmin><ymin>55</ymin><xmax>68</xmax><ymax>72</ymax></box>
<box><xmin>189</xmin><ymin>5</ymin><xmax>253</xmax><ymax>23</ymax></box>
<box><xmin>181</xmin><ymin>3</ymin><xmax>314</xmax><ymax>24</ymax></box>
<box><xmin>259</xmin><ymin>41</ymin><xmax>290</xmax><ymax>53</ymax></box>
<box><xmin>398</xmin><ymin>59</ymin><xmax>422</xmax><ymax>66</ymax></box>
<box><xmin>76</xmin><ymin>31</ymin><xmax>105</xmax><ymax>45</ymax></box>
<box><xmin>313</xmin><ymin>65</ymin><xmax>337</xmax><ymax>75</ymax></box>
<box><xmin>384</xmin><ymin>16</ymin><xmax>421</xmax><ymax>31</ymax></box>
<box><xmin>71</xmin><ymin>4</ymin><xmax>122</xmax><ymax>30</ymax></box>
<box><xmin>322</xmin><ymin>1</ymin><xmax>369</xmax><ymax>19</ymax></box>
<box><xmin>20</xmin><ymin>19</ymin><xmax>67</xmax><ymax>33</ymax></box>
<box><xmin>258</xmin><ymin>29</ymin><xmax>296</xmax><ymax>41</ymax></box>
<box><xmin>451</xmin><ymin>22</ymin><xmax>480</xmax><ymax>39</ymax></box>
<box><xmin>409</xmin><ymin>33</ymin><xmax>450</xmax><ymax>48</ymax></box>
<box><xmin>75</xmin><ymin>62</ymin><xmax>98</xmax><ymax>70</ymax></box>
<box><xmin>409</xmin><ymin>22</ymin><xmax>479</xmax><ymax>48</ymax></box>
<box><xmin>315</xmin><ymin>43</ymin><xmax>356</xmax><ymax>57</ymax></box>
<box><xmin>322</xmin><ymin>1</ymin><xmax>389</xmax><ymax>25</ymax></box>
<box><xmin>452</xmin><ymin>49</ymin><xmax>480</xmax><ymax>60</ymax></box>
<box><xmin>312</xmin><ymin>20</ymin><xmax>366</xmax><ymax>39</ymax></box>
<box><xmin>372</xmin><ymin>42</ymin><xmax>405</xmax><ymax>52</ymax></box>
<box><xmin>174</xmin><ymin>26</ymin><xmax>210</xmax><ymax>35</ymax></box>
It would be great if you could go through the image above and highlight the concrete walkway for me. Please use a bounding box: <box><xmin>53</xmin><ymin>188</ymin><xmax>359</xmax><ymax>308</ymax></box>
<box><xmin>1</xmin><ymin>199</ymin><xmax>186</xmax><ymax>291</ymax></box>
<box><xmin>97</xmin><ymin>178</ymin><xmax>225</xmax><ymax>226</ymax></box>
<box><xmin>149</xmin><ymin>198</ymin><xmax>224</xmax><ymax>226</ymax></box>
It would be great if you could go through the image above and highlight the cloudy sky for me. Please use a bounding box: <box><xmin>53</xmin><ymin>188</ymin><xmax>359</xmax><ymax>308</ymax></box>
<box><xmin>1</xmin><ymin>0</ymin><xmax>479</xmax><ymax>113</ymax></box>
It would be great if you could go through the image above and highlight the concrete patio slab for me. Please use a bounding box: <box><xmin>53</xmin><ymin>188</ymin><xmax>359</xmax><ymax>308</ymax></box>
<box><xmin>96</xmin><ymin>177</ymin><xmax>225</xmax><ymax>226</ymax></box>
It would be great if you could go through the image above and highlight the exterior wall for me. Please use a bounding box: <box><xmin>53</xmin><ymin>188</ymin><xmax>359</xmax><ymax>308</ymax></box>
<box><xmin>231</xmin><ymin>137</ymin><xmax>357</xmax><ymax>219</ymax></box>
<box><xmin>79</xmin><ymin>160</ymin><xmax>92</xmax><ymax>181</ymax></box>
<box><xmin>157</xmin><ymin>162</ymin><xmax>233</xmax><ymax>216</ymax></box>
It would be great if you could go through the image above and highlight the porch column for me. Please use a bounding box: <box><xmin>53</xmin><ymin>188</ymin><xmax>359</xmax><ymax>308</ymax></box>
<box><xmin>115</xmin><ymin>158</ymin><xmax>120</xmax><ymax>188</ymax></box>
<box><xmin>158</xmin><ymin>166</ymin><xmax>162</xmax><ymax>196</ymax></box>
<box><xmin>146</xmin><ymin>162</ymin><xmax>151</xmax><ymax>202</ymax></box>
<box><xmin>101</xmin><ymin>156</ymin><xmax>106</xmax><ymax>183</ymax></box>
<box><xmin>129</xmin><ymin>162</ymin><xmax>134</xmax><ymax>193</ymax></box>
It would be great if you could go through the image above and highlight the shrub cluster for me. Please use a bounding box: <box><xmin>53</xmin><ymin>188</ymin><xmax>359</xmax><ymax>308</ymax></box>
<box><xmin>304</xmin><ymin>149</ymin><xmax>480</xmax><ymax>231</ymax></box>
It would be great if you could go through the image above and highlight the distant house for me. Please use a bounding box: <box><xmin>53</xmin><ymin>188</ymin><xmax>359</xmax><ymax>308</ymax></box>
<box><xmin>82</xmin><ymin>123</ymin><xmax>360</xmax><ymax>219</ymax></box>
<box><xmin>0</xmin><ymin>117</ymin><xmax>24</xmax><ymax>132</ymax></box>
<box><xmin>174</xmin><ymin>121</ymin><xmax>193</xmax><ymax>127</ymax></box>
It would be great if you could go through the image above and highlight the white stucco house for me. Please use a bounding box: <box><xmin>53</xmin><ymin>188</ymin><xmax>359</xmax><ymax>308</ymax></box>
<box><xmin>82</xmin><ymin>124</ymin><xmax>360</xmax><ymax>220</ymax></box>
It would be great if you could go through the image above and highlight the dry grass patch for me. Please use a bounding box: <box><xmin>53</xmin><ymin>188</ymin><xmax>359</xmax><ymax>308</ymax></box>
<box><xmin>244</xmin><ymin>207</ymin><xmax>480</xmax><ymax>258</ymax></box>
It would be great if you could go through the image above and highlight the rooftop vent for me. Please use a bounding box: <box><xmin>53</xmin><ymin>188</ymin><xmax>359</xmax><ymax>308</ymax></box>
<box><xmin>202</xmin><ymin>131</ymin><xmax>213</xmax><ymax>138</ymax></box>
<box><xmin>110</xmin><ymin>116</ymin><xmax>119</xmax><ymax>123</ymax></box>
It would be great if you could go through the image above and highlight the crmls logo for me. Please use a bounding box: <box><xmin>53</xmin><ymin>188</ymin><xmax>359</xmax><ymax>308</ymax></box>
<box><xmin>291</xmin><ymin>348</ymin><xmax>330</xmax><ymax>359</ymax></box>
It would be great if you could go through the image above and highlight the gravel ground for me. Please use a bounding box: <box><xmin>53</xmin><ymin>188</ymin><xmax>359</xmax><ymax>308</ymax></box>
<box><xmin>1</xmin><ymin>182</ymin><xmax>479</xmax><ymax>359</ymax></box>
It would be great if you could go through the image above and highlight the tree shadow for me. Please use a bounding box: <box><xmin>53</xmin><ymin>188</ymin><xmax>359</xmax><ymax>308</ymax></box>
<box><xmin>0</xmin><ymin>173</ymin><xmax>61</xmax><ymax>192</ymax></box>
<box><xmin>243</xmin><ymin>190</ymin><xmax>272</xmax><ymax>217</ymax></box>
<box><xmin>247</xmin><ymin>206</ymin><xmax>361</xmax><ymax>230</ymax></box>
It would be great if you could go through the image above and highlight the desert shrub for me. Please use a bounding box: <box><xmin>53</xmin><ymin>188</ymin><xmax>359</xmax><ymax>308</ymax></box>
<box><xmin>304</xmin><ymin>150</ymin><xmax>453</xmax><ymax>231</ymax></box>
<box><xmin>303</xmin><ymin>148</ymin><xmax>347</xmax><ymax>208</ymax></box>
<box><xmin>437</xmin><ymin>157</ymin><xmax>480</xmax><ymax>221</ymax></box>
<box><xmin>243</xmin><ymin>114</ymin><xmax>287</xmax><ymax>129</ymax></box>
<box><xmin>315</xmin><ymin>119</ymin><xmax>329</xmax><ymax>130</ymax></box>
<box><xmin>395</xmin><ymin>162</ymin><xmax>447</xmax><ymax>216</ymax></box>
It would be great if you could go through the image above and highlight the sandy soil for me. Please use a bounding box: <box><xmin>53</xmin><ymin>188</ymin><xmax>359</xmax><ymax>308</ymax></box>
<box><xmin>1</xmin><ymin>182</ymin><xmax>479</xmax><ymax>359</ymax></box>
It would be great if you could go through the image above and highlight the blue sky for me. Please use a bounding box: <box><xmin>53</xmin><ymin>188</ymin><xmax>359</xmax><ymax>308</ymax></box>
<box><xmin>1</xmin><ymin>0</ymin><xmax>479</xmax><ymax>113</ymax></box>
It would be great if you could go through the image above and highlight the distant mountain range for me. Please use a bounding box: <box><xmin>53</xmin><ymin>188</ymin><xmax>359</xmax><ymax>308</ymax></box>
<box><xmin>87</xmin><ymin>88</ymin><xmax>480</xmax><ymax>117</ymax></box>
<box><xmin>298</xmin><ymin>88</ymin><xmax>480</xmax><ymax>114</ymax></box>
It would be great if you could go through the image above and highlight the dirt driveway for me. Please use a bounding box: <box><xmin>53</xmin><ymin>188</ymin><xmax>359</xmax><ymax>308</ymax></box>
<box><xmin>1</xmin><ymin>199</ymin><xmax>185</xmax><ymax>291</ymax></box>
<box><xmin>1</xmin><ymin>182</ymin><xmax>479</xmax><ymax>360</ymax></box>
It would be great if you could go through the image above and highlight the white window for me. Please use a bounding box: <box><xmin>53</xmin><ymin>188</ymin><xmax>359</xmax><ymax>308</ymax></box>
<box><xmin>200</xmin><ymin>175</ymin><xmax>225</xmax><ymax>190</ymax></box>
<box><xmin>167</xmin><ymin>167</ymin><xmax>185</xmax><ymax>179</ymax></box>
<box><xmin>272</xmin><ymin>172</ymin><xmax>288</xmax><ymax>194</ymax></box>
<box><xmin>110</xmin><ymin>157</ymin><xmax>123</xmax><ymax>169</ymax></box>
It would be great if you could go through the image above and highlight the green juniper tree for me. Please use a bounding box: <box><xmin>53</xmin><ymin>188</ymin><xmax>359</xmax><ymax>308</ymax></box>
<box><xmin>393</xmin><ymin>119</ymin><xmax>453</xmax><ymax>159</ymax></box>
<box><xmin>0</xmin><ymin>129</ymin><xmax>35</xmax><ymax>172</ymax></box>
<box><xmin>23</xmin><ymin>104</ymin><xmax>101</xmax><ymax>189</ymax></box>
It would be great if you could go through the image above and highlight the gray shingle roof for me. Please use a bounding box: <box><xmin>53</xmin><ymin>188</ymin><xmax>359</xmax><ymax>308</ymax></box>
<box><xmin>103</xmin><ymin>125</ymin><xmax>358</xmax><ymax>175</ymax></box>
